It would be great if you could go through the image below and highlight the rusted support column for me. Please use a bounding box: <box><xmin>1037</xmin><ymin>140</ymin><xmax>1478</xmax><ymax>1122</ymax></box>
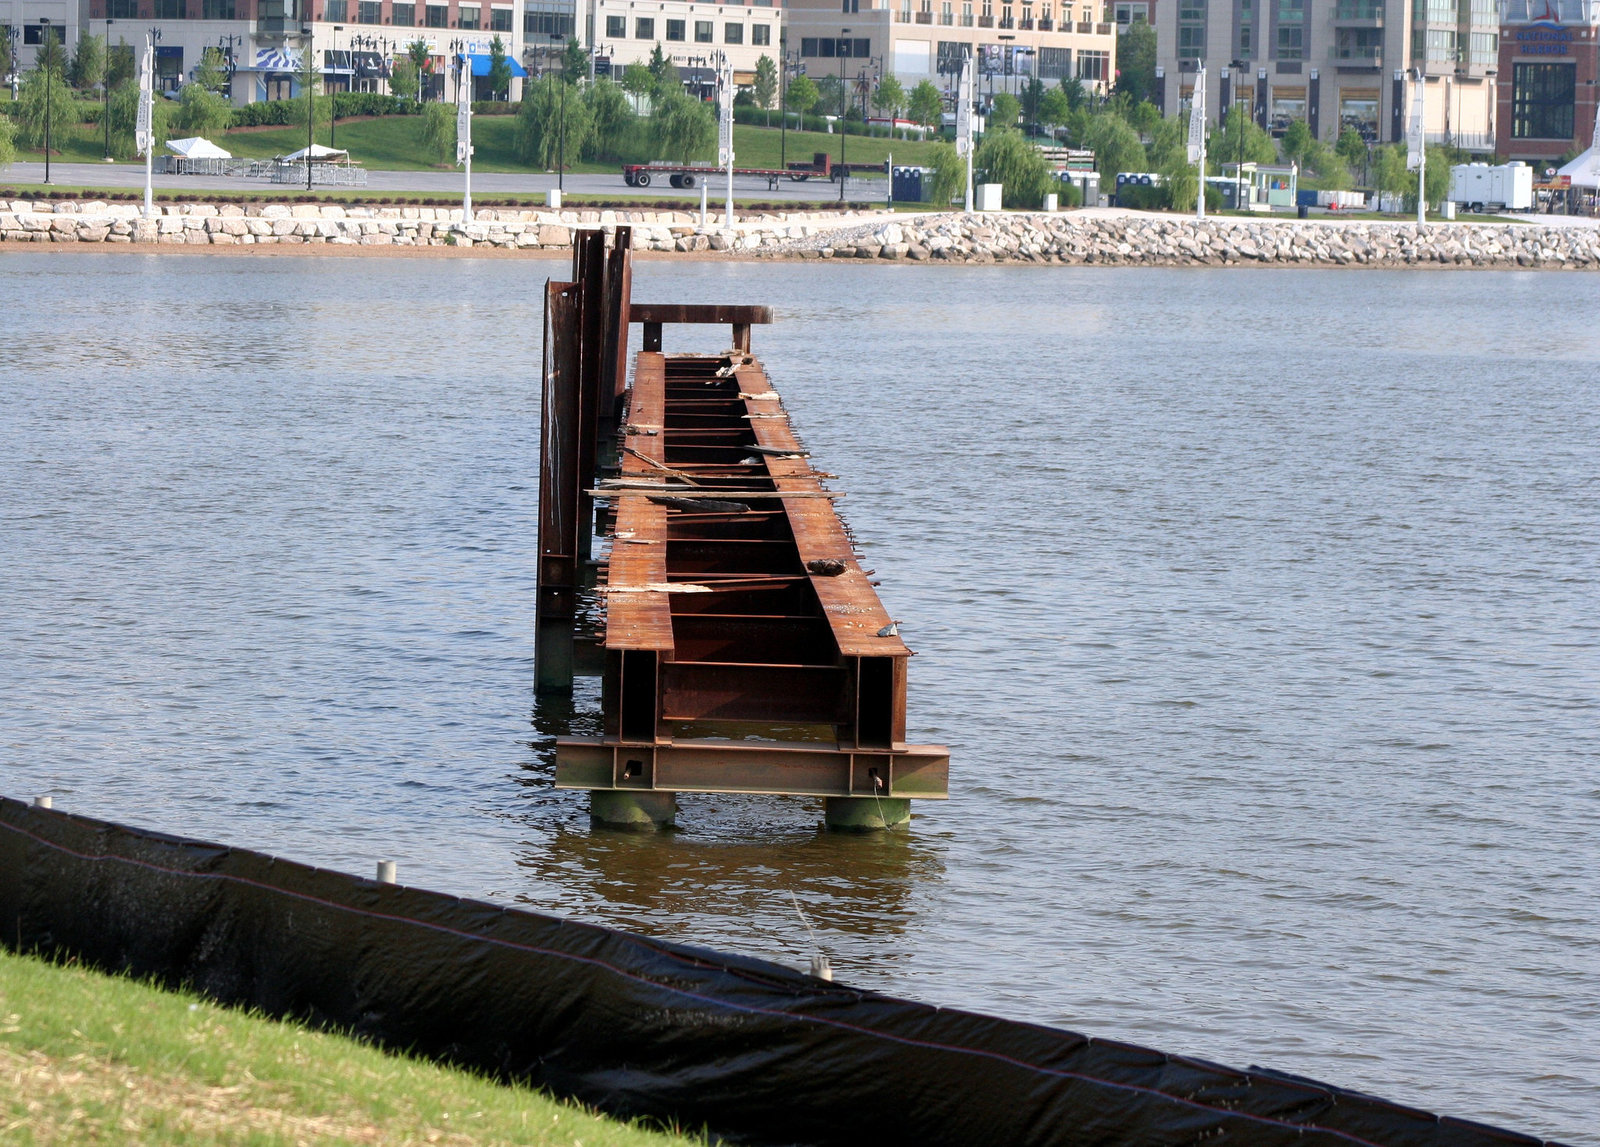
<box><xmin>573</xmin><ymin>229</ymin><xmax>608</xmax><ymax>585</ymax></box>
<box><xmin>535</xmin><ymin>280</ymin><xmax>581</xmax><ymax>693</ymax></box>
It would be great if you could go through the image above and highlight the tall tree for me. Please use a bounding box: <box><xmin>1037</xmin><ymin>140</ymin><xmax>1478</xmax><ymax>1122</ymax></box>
<box><xmin>620</xmin><ymin>62</ymin><xmax>654</xmax><ymax>110</ymax></box>
<box><xmin>1208</xmin><ymin>103</ymin><xmax>1276</xmax><ymax>168</ymax></box>
<box><xmin>1114</xmin><ymin>20</ymin><xmax>1156</xmax><ymax>105</ymax></box>
<box><xmin>488</xmin><ymin>35</ymin><xmax>513</xmax><ymax>100</ymax></box>
<box><xmin>991</xmin><ymin>91</ymin><xmax>1021</xmax><ymax>129</ymax></box>
<box><xmin>752</xmin><ymin>55</ymin><xmax>777</xmax><ymax>125</ymax></box>
<box><xmin>70</xmin><ymin>33</ymin><xmax>106</xmax><ymax>92</ymax></box>
<box><xmin>872</xmin><ymin>73</ymin><xmax>905</xmax><ymax>122</ymax></box>
<box><xmin>1019</xmin><ymin>76</ymin><xmax>1045</xmax><ymax>128</ymax></box>
<box><xmin>296</xmin><ymin>41</ymin><xmax>333</xmax><ymax>141</ymax></box>
<box><xmin>390</xmin><ymin>55</ymin><xmax>420</xmax><ymax>102</ymax></box>
<box><xmin>174</xmin><ymin>48</ymin><xmax>232</xmax><ymax>138</ymax></box>
<box><xmin>0</xmin><ymin>34</ymin><xmax>11</xmax><ymax>86</ymax></box>
<box><xmin>106</xmin><ymin>39</ymin><xmax>136</xmax><ymax>90</ymax></box>
<box><xmin>785</xmin><ymin>73</ymin><xmax>819</xmax><ymax>120</ymax></box>
<box><xmin>108</xmin><ymin>78</ymin><xmax>170</xmax><ymax>158</ymax></box>
<box><xmin>1281</xmin><ymin>118</ymin><xmax>1312</xmax><ymax>165</ymax></box>
<box><xmin>1060</xmin><ymin>75</ymin><xmax>1087</xmax><ymax>110</ymax></box>
<box><xmin>34</xmin><ymin>28</ymin><xmax>66</xmax><ymax>76</ymax></box>
<box><xmin>907</xmin><ymin>78</ymin><xmax>943</xmax><ymax>132</ymax></box>
<box><xmin>421</xmin><ymin>100</ymin><xmax>455</xmax><ymax>163</ymax></box>
<box><xmin>584</xmin><ymin>76</ymin><xmax>632</xmax><ymax>158</ymax></box>
<box><xmin>514</xmin><ymin>73</ymin><xmax>594</xmax><ymax>166</ymax></box>
<box><xmin>651</xmin><ymin>84</ymin><xmax>713</xmax><ymax>164</ymax></box>
<box><xmin>406</xmin><ymin>38</ymin><xmax>432</xmax><ymax>103</ymax></box>
<box><xmin>0</xmin><ymin>115</ymin><xmax>14</xmax><ymax>169</ymax></box>
<box><xmin>563</xmin><ymin>37</ymin><xmax>588</xmax><ymax>79</ymax></box>
<box><xmin>15</xmin><ymin>61</ymin><xmax>74</xmax><ymax>151</ymax></box>
<box><xmin>973</xmin><ymin>127</ymin><xmax>1052</xmax><ymax>208</ymax></box>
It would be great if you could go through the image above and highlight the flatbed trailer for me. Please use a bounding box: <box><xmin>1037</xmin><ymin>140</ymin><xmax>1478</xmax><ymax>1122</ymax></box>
<box><xmin>621</xmin><ymin>152</ymin><xmax>888</xmax><ymax>190</ymax></box>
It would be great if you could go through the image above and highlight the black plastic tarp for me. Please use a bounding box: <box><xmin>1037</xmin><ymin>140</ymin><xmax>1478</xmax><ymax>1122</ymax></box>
<box><xmin>0</xmin><ymin>797</ymin><xmax>1566</xmax><ymax>1147</ymax></box>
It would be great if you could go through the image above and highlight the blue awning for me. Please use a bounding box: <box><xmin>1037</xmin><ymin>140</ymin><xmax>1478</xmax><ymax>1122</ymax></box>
<box><xmin>464</xmin><ymin>53</ymin><xmax>528</xmax><ymax>78</ymax></box>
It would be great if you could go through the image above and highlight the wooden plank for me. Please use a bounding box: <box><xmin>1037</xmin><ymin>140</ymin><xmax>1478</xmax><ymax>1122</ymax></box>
<box><xmin>602</xmin><ymin>351</ymin><xmax>675</xmax><ymax>653</ymax></box>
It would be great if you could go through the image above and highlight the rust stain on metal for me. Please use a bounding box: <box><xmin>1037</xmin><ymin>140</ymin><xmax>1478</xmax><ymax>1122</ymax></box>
<box><xmin>538</xmin><ymin>229</ymin><xmax>949</xmax><ymax>803</ymax></box>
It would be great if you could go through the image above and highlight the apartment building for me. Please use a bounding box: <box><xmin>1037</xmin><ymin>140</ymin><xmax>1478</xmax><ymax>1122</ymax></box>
<box><xmin>575</xmin><ymin>0</ymin><xmax>783</xmax><ymax>84</ymax></box>
<box><xmin>79</xmin><ymin>0</ymin><xmax>529</xmax><ymax>105</ymax></box>
<box><xmin>1496</xmin><ymin>0</ymin><xmax>1598</xmax><ymax>162</ymax></box>
<box><xmin>1155</xmin><ymin>0</ymin><xmax>1498</xmax><ymax>151</ymax></box>
<box><xmin>783</xmin><ymin>0</ymin><xmax>1119</xmax><ymax>112</ymax></box>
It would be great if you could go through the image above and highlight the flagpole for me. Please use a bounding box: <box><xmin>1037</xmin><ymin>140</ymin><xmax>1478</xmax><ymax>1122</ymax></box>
<box><xmin>137</xmin><ymin>35</ymin><xmax>154</xmax><ymax>221</ymax></box>
<box><xmin>717</xmin><ymin>52</ymin><xmax>734</xmax><ymax>229</ymax></box>
<box><xmin>1187</xmin><ymin>63</ymin><xmax>1207</xmax><ymax>218</ymax></box>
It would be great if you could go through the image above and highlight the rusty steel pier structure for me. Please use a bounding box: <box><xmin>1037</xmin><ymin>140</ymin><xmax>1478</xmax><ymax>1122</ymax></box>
<box><xmin>536</xmin><ymin>229</ymin><xmax>949</xmax><ymax>830</ymax></box>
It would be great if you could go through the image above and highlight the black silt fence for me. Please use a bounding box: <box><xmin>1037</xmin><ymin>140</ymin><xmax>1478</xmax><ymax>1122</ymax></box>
<box><xmin>0</xmin><ymin>797</ymin><xmax>1567</xmax><ymax>1147</ymax></box>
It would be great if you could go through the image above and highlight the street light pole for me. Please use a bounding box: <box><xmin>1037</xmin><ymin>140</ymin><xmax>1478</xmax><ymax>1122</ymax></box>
<box><xmin>104</xmin><ymin>19</ymin><xmax>116</xmax><ymax>161</ymax></box>
<box><xmin>330</xmin><ymin>24</ymin><xmax>344</xmax><ymax>148</ymax></box>
<box><xmin>303</xmin><ymin>23</ymin><xmax>314</xmax><ymax>190</ymax></box>
<box><xmin>548</xmin><ymin>33</ymin><xmax>566</xmax><ymax>192</ymax></box>
<box><xmin>38</xmin><ymin>19</ymin><xmax>52</xmax><ymax>184</ymax></box>
<box><xmin>838</xmin><ymin>27</ymin><xmax>849</xmax><ymax>202</ymax></box>
<box><xmin>779</xmin><ymin>31</ymin><xmax>787</xmax><ymax>169</ymax></box>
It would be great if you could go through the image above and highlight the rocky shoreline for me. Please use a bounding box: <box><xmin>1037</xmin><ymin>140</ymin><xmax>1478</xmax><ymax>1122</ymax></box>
<box><xmin>3</xmin><ymin>198</ymin><xmax>1597</xmax><ymax>269</ymax></box>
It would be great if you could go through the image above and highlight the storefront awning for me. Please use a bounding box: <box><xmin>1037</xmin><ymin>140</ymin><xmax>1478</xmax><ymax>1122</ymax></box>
<box><xmin>463</xmin><ymin>52</ymin><xmax>528</xmax><ymax>77</ymax></box>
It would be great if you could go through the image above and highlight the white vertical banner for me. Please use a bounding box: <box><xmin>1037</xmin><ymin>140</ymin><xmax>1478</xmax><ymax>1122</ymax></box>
<box><xmin>456</xmin><ymin>55</ymin><xmax>474</xmax><ymax>222</ymax></box>
<box><xmin>956</xmin><ymin>55</ymin><xmax>974</xmax><ymax>212</ymax></box>
<box><xmin>137</xmin><ymin>37</ymin><xmax>155</xmax><ymax>221</ymax></box>
<box><xmin>717</xmin><ymin>52</ymin><xmax>734</xmax><ymax>228</ymax></box>
<box><xmin>1406</xmin><ymin>70</ymin><xmax>1425</xmax><ymax>171</ymax></box>
<box><xmin>1188</xmin><ymin>64</ymin><xmax>1206</xmax><ymax>218</ymax></box>
<box><xmin>1407</xmin><ymin>68</ymin><xmax>1426</xmax><ymax>224</ymax></box>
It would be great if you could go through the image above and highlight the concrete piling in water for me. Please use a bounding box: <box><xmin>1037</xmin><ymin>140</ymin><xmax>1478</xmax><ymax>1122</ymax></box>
<box><xmin>376</xmin><ymin>860</ymin><xmax>397</xmax><ymax>884</ymax></box>
<box><xmin>590</xmin><ymin>790</ymin><xmax>678</xmax><ymax>830</ymax></box>
<box><xmin>32</xmin><ymin>796</ymin><xmax>52</xmax><ymax>809</ymax></box>
<box><xmin>823</xmin><ymin>797</ymin><xmax>910</xmax><ymax>832</ymax></box>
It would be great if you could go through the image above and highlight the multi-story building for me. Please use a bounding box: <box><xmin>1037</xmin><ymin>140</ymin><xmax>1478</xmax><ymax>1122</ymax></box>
<box><xmin>574</xmin><ymin>0</ymin><xmax>783</xmax><ymax>85</ymax></box>
<box><xmin>1496</xmin><ymin>0</ymin><xmax>1598</xmax><ymax>162</ymax></box>
<box><xmin>782</xmin><ymin>0</ymin><xmax>1119</xmax><ymax>114</ymax></box>
<box><xmin>3</xmin><ymin>0</ymin><xmax>84</xmax><ymax>79</ymax></box>
<box><xmin>1154</xmin><ymin>0</ymin><xmax>1498</xmax><ymax>151</ymax></box>
<box><xmin>80</xmin><ymin>0</ymin><xmax>529</xmax><ymax>107</ymax></box>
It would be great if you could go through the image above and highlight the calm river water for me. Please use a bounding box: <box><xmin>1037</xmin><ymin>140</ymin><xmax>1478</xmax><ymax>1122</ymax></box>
<box><xmin>2</xmin><ymin>251</ymin><xmax>1595</xmax><ymax>1143</ymax></box>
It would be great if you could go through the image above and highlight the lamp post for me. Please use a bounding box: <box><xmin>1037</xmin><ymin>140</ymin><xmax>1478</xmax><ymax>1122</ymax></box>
<box><xmin>218</xmin><ymin>32</ymin><xmax>241</xmax><ymax>100</ymax></box>
<box><xmin>548</xmin><ymin>32</ymin><xmax>565</xmax><ymax>192</ymax></box>
<box><xmin>838</xmin><ymin>27</ymin><xmax>849</xmax><ymax>202</ymax></box>
<box><xmin>104</xmin><ymin>19</ymin><xmax>115</xmax><ymax>161</ymax></box>
<box><xmin>329</xmin><ymin>24</ymin><xmax>344</xmax><ymax>147</ymax></box>
<box><xmin>38</xmin><ymin>19</ymin><xmax>52</xmax><ymax>185</ymax></box>
<box><xmin>1230</xmin><ymin>57</ymin><xmax>1246</xmax><ymax>210</ymax></box>
<box><xmin>302</xmin><ymin>23</ymin><xmax>314</xmax><ymax>190</ymax></box>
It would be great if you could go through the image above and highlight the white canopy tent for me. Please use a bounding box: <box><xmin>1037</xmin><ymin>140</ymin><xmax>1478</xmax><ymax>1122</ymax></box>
<box><xmin>1555</xmin><ymin>148</ymin><xmax>1600</xmax><ymax>189</ymax></box>
<box><xmin>281</xmin><ymin>144</ymin><xmax>351</xmax><ymax>163</ymax></box>
<box><xmin>166</xmin><ymin>137</ymin><xmax>232</xmax><ymax>159</ymax></box>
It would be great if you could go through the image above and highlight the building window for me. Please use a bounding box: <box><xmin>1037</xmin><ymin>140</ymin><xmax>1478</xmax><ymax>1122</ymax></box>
<box><xmin>726</xmin><ymin>22</ymin><xmax>744</xmax><ymax>41</ymax></box>
<box><xmin>1076</xmin><ymin>48</ymin><xmax>1107</xmax><ymax>80</ymax></box>
<box><xmin>666</xmin><ymin>17</ymin><xmax>686</xmax><ymax>39</ymax></box>
<box><xmin>324</xmin><ymin>0</ymin><xmax>347</xmax><ymax>19</ymax></box>
<box><xmin>107</xmin><ymin>0</ymin><xmax>140</xmax><ymax>17</ymax></box>
<box><xmin>490</xmin><ymin>6</ymin><xmax>511</xmax><ymax>30</ymax></box>
<box><xmin>152</xmin><ymin>0</ymin><xmax>185</xmax><ymax>18</ymax></box>
<box><xmin>1276</xmin><ymin>24</ymin><xmax>1303</xmax><ymax>59</ymax></box>
<box><xmin>606</xmin><ymin>14</ymin><xmax>626</xmax><ymax>36</ymax></box>
<box><xmin>1038</xmin><ymin>45</ymin><xmax>1071</xmax><ymax>78</ymax></box>
<box><xmin>203</xmin><ymin>0</ymin><xmax>238</xmax><ymax>17</ymax></box>
<box><xmin>458</xmin><ymin>5</ymin><xmax>480</xmax><ymax>28</ymax></box>
<box><xmin>1239</xmin><ymin>25</ymin><xmax>1251</xmax><ymax>53</ymax></box>
<box><xmin>1178</xmin><ymin>25</ymin><xmax>1206</xmax><ymax>55</ymax></box>
<box><xmin>355</xmin><ymin>0</ymin><xmax>380</xmax><ymax>21</ymax></box>
<box><xmin>394</xmin><ymin>2</ymin><xmax>416</xmax><ymax>23</ymax></box>
<box><xmin>695</xmin><ymin>19</ymin><xmax>713</xmax><ymax>40</ymax></box>
<box><xmin>635</xmin><ymin>17</ymin><xmax>654</xmax><ymax>37</ymax></box>
<box><xmin>1512</xmin><ymin>61</ymin><xmax>1574</xmax><ymax>139</ymax></box>
<box><xmin>752</xmin><ymin>23</ymin><xmax>771</xmax><ymax>43</ymax></box>
<box><xmin>426</xmin><ymin>4</ymin><xmax>449</xmax><ymax>26</ymax></box>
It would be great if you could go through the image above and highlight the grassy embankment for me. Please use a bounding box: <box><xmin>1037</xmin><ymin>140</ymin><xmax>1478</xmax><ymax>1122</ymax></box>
<box><xmin>5</xmin><ymin>114</ymin><xmax>946</xmax><ymax>178</ymax></box>
<box><xmin>0</xmin><ymin>947</ymin><xmax>703</xmax><ymax>1146</ymax></box>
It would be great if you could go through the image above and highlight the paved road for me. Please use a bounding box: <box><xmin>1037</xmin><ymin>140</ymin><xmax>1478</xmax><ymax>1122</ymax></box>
<box><xmin>2</xmin><ymin>161</ymin><xmax>891</xmax><ymax>204</ymax></box>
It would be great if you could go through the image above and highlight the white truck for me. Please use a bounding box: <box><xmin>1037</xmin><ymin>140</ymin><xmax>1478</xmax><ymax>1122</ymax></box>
<box><xmin>1449</xmin><ymin>162</ymin><xmax>1534</xmax><ymax>213</ymax></box>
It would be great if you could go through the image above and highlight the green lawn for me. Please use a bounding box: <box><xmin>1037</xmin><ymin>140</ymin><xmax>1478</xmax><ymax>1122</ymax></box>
<box><xmin>0</xmin><ymin>948</ymin><xmax>702</xmax><ymax>1146</ymax></box>
<box><xmin>6</xmin><ymin>113</ymin><xmax>947</xmax><ymax>178</ymax></box>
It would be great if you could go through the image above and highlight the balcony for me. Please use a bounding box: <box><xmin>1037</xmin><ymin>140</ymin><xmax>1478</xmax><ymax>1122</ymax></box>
<box><xmin>256</xmin><ymin>16</ymin><xmax>297</xmax><ymax>32</ymax></box>
<box><xmin>978</xmin><ymin>14</ymin><xmax>995</xmax><ymax>25</ymax></box>
<box><xmin>1038</xmin><ymin>16</ymin><xmax>1053</xmax><ymax>28</ymax></box>
<box><xmin>1096</xmin><ymin>21</ymin><xmax>1111</xmax><ymax>32</ymax></box>
<box><xmin>1333</xmin><ymin>1</ymin><xmax>1383</xmax><ymax>24</ymax></box>
<box><xmin>940</xmin><ymin>11</ymin><xmax>955</xmax><ymax>21</ymax></box>
<box><xmin>1076</xmin><ymin>19</ymin><xmax>1092</xmax><ymax>31</ymax></box>
<box><xmin>916</xmin><ymin>9</ymin><xmax>933</xmax><ymax>20</ymax></box>
<box><xmin>961</xmin><ymin>13</ymin><xmax>974</xmax><ymax>24</ymax></box>
<box><xmin>1329</xmin><ymin>43</ymin><xmax>1382</xmax><ymax>65</ymax></box>
<box><xmin>998</xmin><ymin>15</ymin><xmax>1015</xmax><ymax>26</ymax></box>
<box><xmin>1019</xmin><ymin>16</ymin><xmax>1034</xmax><ymax>27</ymax></box>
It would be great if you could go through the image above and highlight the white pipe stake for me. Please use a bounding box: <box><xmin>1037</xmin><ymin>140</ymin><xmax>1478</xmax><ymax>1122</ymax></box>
<box><xmin>376</xmin><ymin>860</ymin><xmax>397</xmax><ymax>884</ymax></box>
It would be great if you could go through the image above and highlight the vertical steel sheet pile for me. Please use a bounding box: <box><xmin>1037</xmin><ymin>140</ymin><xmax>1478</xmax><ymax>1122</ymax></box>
<box><xmin>536</xmin><ymin>229</ymin><xmax>949</xmax><ymax>808</ymax></box>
